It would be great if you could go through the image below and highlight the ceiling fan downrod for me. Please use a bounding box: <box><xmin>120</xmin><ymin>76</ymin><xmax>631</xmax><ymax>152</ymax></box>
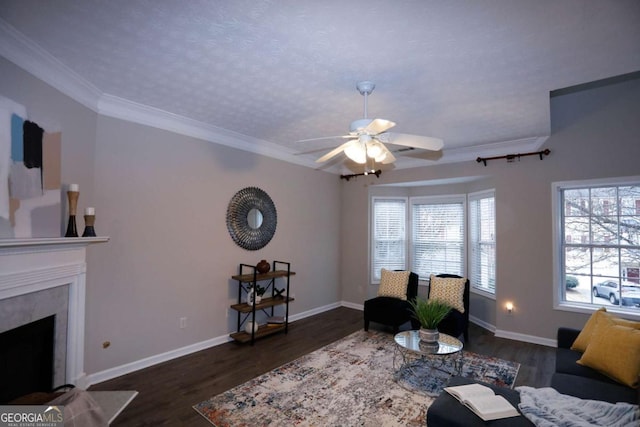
<box><xmin>356</xmin><ymin>81</ymin><xmax>375</xmax><ymax>119</ymax></box>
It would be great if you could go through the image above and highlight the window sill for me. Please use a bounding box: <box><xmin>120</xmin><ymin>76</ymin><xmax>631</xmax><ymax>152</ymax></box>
<box><xmin>554</xmin><ymin>301</ymin><xmax>640</xmax><ymax>319</ymax></box>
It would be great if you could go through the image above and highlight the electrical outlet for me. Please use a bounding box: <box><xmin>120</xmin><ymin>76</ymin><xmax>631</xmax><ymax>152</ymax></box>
<box><xmin>180</xmin><ymin>317</ymin><xmax>187</xmax><ymax>329</ymax></box>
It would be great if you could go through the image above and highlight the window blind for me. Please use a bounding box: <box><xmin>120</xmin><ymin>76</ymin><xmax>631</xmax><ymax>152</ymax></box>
<box><xmin>411</xmin><ymin>198</ymin><xmax>465</xmax><ymax>278</ymax></box>
<box><xmin>469</xmin><ymin>191</ymin><xmax>496</xmax><ymax>293</ymax></box>
<box><xmin>371</xmin><ymin>198</ymin><xmax>407</xmax><ymax>281</ymax></box>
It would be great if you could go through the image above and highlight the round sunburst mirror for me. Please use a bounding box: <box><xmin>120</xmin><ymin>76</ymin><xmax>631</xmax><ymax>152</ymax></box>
<box><xmin>226</xmin><ymin>187</ymin><xmax>277</xmax><ymax>251</ymax></box>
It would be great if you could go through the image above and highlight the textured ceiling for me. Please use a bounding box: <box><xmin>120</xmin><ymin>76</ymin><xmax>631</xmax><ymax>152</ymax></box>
<box><xmin>1</xmin><ymin>1</ymin><xmax>639</xmax><ymax>173</ymax></box>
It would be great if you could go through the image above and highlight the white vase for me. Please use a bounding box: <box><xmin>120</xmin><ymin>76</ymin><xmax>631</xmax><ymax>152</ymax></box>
<box><xmin>245</xmin><ymin>321</ymin><xmax>259</xmax><ymax>334</ymax></box>
<box><xmin>419</xmin><ymin>328</ymin><xmax>439</xmax><ymax>343</ymax></box>
<box><xmin>255</xmin><ymin>295</ymin><xmax>262</xmax><ymax>304</ymax></box>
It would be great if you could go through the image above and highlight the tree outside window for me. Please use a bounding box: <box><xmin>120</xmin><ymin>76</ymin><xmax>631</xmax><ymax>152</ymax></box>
<box><xmin>558</xmin><ymin>180</ymin><xmax>640</xmax><ymax>312</ymax></box>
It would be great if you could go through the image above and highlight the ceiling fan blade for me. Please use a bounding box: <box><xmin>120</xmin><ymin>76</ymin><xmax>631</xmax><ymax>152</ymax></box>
<box><xmin>379</xmin><ymin>132</ymin><xmax>443</xmax><ymax>151</ymax></box>
<box><xmin>316</xmin><ymin>140</ymin><xmax>355</xmax><ymax>163</ymax></box>
<box><xmin>380</xmin><ymin>144</ymin><xmax>396</xmax><ymax>164</ymax></box>
<box><xmin>296</xmin><ymin>135</ymin><xmax>354</xmax><ymax>143</ymax></box>
<box><xmin>365</xmin><ymin>118</ymin><xmax>396</xmax><ymax>135</ymax></box>
<box><xmin>295</xmin><ymin>146</ymin><xmax>337</xmax><ymax>155</ymax></box>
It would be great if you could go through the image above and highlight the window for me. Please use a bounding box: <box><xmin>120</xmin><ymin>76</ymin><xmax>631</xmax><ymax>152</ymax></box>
<box><xmin>469</xmin><ymin>190</ymin><xmax>496</xmax><ymax>294</ymax></box>
<box><xmin>371</xmin><ymin>191</ymin><xmax>495</xmax><ymax>295</ymax></box>
<box><xmin>371</xmin><ymin>197</ymin><xmax>407</xmax><ymax>282</ymax></box>
<box><xmin>554</xmin><ymin>177</ymin><xmax>640</xmax><ymax>313</ymax></box>
<box><xmin>411</xmin><ymin>196</ymin><xmax>465</xmax><ymax>279</ymax></box>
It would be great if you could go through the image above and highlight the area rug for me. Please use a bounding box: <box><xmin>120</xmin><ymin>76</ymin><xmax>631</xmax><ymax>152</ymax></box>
<box><xmin>193</xmin><ymin>330</ymin><xmax>519</xmax><ymax>427</ymax></box>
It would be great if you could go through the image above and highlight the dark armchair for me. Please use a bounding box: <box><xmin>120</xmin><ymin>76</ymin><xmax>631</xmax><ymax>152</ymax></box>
<box><xmin>428</xmin><ymin>274</ymin><xmax>470</xmax><ymax>342</ymax></box>
<box><xmin>364</xmin><ymin>271</ymin><xmax>419</xmax><ymax>334</ymax></box>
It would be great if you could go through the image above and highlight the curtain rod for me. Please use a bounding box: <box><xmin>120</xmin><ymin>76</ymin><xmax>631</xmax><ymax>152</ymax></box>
<box><xmin>477</xmin><ymin>149</ymin><xmax>550</xmax><ymax>166</ymax></box>
<box><xmin>340</xmin><ymin>169</ymin><xmax>382</xmax><ymax>181</ymax></box>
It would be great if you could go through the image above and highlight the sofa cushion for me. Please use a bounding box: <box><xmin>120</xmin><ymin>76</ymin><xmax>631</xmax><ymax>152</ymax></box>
<box><xmin>555</xmin><ymin>347</ymin><xmax>619</xmax><ymax>383</ymax></box>
<box><xmin>578</xmin><ymin>319</ymin><xmax>640</xmax><ymax>388</ymax></box>
<box><xmin>551</xmin><ymin>373</ymin><xmax>638</xmax><ymax>405</ymax></box>
<box><xmin>377</xmin><ymin>269</ymin><xmax>410</xmax><ymax>300</ymax></box>
<box><xmin>429</xmin><ymin>275</ymin><xmax>466</xmax><ymax>313</ymax></box>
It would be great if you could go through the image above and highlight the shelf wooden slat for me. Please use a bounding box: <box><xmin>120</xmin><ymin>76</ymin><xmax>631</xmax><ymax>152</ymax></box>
<box><xmin>231</xmin><ymin>270</ymin><xmax>296</xmax><ymax>282</ymax></box>
<box><xmin>230</xmin><ymin>324</ymin><xmax>286</xmax><ymax>343</ymax></box>
<box><xmin>230</xmin><ymin>296</ymin><xmax>294</xmax><ymax>313</ymax></box>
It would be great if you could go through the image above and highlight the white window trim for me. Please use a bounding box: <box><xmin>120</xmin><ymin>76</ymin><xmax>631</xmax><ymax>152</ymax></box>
<box><xmin>552</xmin><ymin>175</ymin><xmax>640</xmax><ymax>317</ymax></box>
<box><xmin>468</xmin><ymin>189</ymin><xmax>496</xmax><ymax>300</ymax></box>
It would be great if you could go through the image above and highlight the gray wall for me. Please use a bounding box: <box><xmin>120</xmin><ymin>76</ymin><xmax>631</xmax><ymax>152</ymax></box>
<box><xmin>340</xmin><ymin>76</ymin><xmax>640</xmax><ymax>341</ymax></box>
<box><xmin>1</xmin><ymin>57</ymin><xmax>342</xmax><ymax>375</ymax></box>
<box><xmin>2</xmin><ymin>53</ymin><xmax>639</xmax><ymax>376</ymax></box>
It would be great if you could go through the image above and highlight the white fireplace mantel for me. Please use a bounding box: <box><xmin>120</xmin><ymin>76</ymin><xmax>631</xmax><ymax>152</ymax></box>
<box><xmin>0</xmin><ymin>236</ymin><xmax>108</xmax><ymax>389</ymax></box>
<box><xmin>0</xmin><ymin>237</ymin><xmax>109</xmax><ymax>250</ymax></box>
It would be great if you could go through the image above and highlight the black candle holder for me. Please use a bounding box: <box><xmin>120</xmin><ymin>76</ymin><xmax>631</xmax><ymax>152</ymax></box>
<box><xmin>65</xmin><ymin>190</ymin><xmax>79</xmax><ymax>237</ymax></box>
<box><xmin>82</xmin><ymin>214</ymin><xmax>96</xmax><ymax>237</ymax></box>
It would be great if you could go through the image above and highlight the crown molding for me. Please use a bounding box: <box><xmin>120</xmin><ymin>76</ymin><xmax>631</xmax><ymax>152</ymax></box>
<box><xmin>0</xmin><ymin>19</ymin><xmax>102</xmax><ymax>111</ymax></box>
<box><xmin>0</xmin><ymin>18</ymin><xmax>545</xmax><ymax>175</ymax></box>
<box><xmin>97</xmin><ymin>94</ymin><xmax>320</xmax><ymax>170</ymax></box>
<box><xmin>0</xmin><ymin>19</ymin><xmax>320</xmax><ymax>168</ymax></box>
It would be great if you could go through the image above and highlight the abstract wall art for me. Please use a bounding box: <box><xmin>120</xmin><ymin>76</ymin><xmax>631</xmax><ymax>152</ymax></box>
<box><xmin>0</xmin><ymin>95</ymin><xmax>61</xmax><ymax>238</ymax></box>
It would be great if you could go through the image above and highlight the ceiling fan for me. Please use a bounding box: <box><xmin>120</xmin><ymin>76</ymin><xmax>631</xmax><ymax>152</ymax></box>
<box><xmin>309</xmin><ymin>81</ymin><xmax>444</xmax><ymax>170</ymax></box>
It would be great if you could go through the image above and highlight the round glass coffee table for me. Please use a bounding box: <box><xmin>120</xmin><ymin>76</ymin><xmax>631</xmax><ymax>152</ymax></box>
<box><xmin>393</xmin><ymin>330</ymin><xmax>464</xmax><ymax>396</ymax></box>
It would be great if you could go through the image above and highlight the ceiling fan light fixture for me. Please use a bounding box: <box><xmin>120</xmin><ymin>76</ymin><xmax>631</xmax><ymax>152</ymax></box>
<box><xmin>311</xmin><ymin>80</ymin><xmax>442</xmax><ymax>167</ymax></box>
<box><xmin>366</xmin><ymin>141</ymin><xmax>384</xmax><ymax>159</ymax></box>
<box><xmin>344</xmin><ymin>142</ymin><xmax>367</xmax><ymax>164</ymax></box>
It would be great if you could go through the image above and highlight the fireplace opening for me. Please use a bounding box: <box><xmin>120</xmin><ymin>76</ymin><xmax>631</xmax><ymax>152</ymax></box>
<box><xmin>0</xmin><ymin>315</ymin><xmax>55</xmax><ymax>403</ymax></box>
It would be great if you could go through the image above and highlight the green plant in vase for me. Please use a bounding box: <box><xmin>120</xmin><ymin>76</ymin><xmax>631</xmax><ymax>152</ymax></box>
<box><xmin>409</xmin><ymin>297</ymin><xmax>452</xmax><ymax>343</ymax></box>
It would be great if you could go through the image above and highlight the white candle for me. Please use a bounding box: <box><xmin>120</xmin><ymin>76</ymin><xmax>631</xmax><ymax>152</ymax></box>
<box><xmin>85</xmin><ymin>207</ymin><xmax>95</xmax><ymax>216</ymax></box>
<box><xmin>68</xmin><ymin>184</ymin><xmax>79</xmax><ymax>192</ymax></box>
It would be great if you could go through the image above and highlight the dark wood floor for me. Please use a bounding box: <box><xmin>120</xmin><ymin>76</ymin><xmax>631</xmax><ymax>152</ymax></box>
<box><xmin>89</xmin><ymin>307</ymin><xmax>555</xmax><ymax>426</ymax></box>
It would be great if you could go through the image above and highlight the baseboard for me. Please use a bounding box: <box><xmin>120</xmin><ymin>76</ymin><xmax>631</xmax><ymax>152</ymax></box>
<box><xmin>87</xmin><ymin>302</ymin><xmax>344</xmax><ymax>387</ymax></box>
<box><xmin>85</xmin><ymin>334</ymin><xmax>231</xmax><ymax>387</ymax></box>
<box><xmin>289</xmin><ymin>302</ymin><xmax>342</xmax><ymax>322</ymax></box>
<box><xmin>341</xmin><ymin>300</ymin><xmax>363</xmax><ymax>311</ymax></box>
<box><xmin>494</xmin><ymin>329</ymin><xmax>556</xmax><ymax>347</ymax></box>
<box><xmin>469</xmin><ymin>315</ymin><xmax>495</xmax><ymax>333</ymax></box>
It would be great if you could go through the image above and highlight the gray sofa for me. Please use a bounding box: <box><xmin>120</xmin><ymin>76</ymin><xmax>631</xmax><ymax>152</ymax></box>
<box><xmin>427</xmin><ymin>327</ymin><xmax>638</xmax><ymax>426</ymax></box>
<box><xmin>553</xmin><ymin>326</ymin><xmax>637</xmax><ymax>404</ymax></box>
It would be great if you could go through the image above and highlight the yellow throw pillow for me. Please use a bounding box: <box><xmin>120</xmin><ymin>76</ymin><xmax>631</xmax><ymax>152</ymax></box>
<box><xmin>571</xmin><ymin>307</ymin><xmax>640</xmax><ymax>352</ymax></box>
<box><xmin>377</xmin><ymin>269</ymin><xmax>410</xmax><ymax>300</ymax></box>
<box><xmin>571</xmin><ymin>307</ymin><xmax>607</xmax><ymax>352</ymax></box>
<box><xmin>577</xmin><ymin>318</ymin><xmax>640</xmax><ymax>388</ymax></box>
<box><xmin>428</xmin><ymin>275</ymin><xmax>466</xmax><ymax>313</ymax></box>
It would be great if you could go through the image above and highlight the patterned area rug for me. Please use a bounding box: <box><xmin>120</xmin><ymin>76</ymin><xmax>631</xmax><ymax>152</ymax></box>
<box><xmin>194</xmin><ymin>330</ymin><xmax>519</xmax><ymax>427</ymax></box>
